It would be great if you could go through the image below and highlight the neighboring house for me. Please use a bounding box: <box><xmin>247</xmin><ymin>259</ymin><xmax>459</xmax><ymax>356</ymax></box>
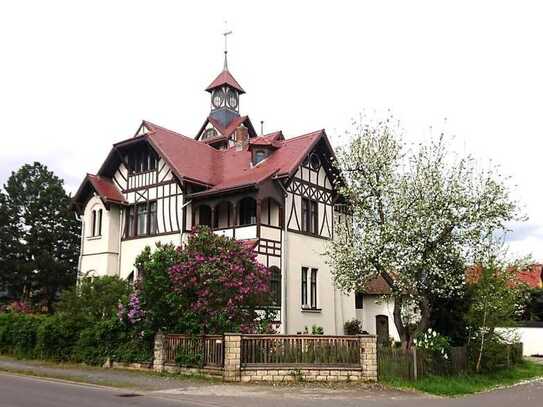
<box><xmin>355</xmin><ymin>276</ymin><xmax>400</xmax><ymax>342</ymax></box>
<box><xmin>72</xmin><ymin>56</ymin><xmax>395</xmax><ymax>337</ymax></box>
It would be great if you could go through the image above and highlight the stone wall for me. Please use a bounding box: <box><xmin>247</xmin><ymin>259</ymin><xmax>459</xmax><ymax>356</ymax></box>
<box><xmin>223</xmin><ymin>333</ymin><xmax>242</xmax><ymax>382</ymax></box>
<box><xmin>241</xmin><ymin>367</ymin><xmax>364</xmax><ymax>382</ymax></box>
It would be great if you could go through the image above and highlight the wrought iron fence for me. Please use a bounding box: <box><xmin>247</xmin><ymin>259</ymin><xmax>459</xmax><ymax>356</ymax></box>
<box><xmin>240</xmin><ymin>335</ymin><xmax>361</xmax><ymax>367</ymax></box>
<box><xmin>164</xmin><ymin>334</ymin><xmax>224</xmax><ymax>367</ymax></box>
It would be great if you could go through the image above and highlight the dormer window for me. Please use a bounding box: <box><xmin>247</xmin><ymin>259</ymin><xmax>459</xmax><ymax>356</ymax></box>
<box><xmin>254</xmin><ymin>150</ymin><xmax>267</xmax><ymax>165</ymax></box>
<box><xmin>127</xmin><ymin>148</ymin><xmax>157</xmax><ymax>174</ymax></box>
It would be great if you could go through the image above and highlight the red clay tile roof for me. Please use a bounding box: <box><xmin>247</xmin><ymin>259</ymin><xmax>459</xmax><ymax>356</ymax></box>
<box><xmin>517</xmin><ymin>264</ymin><xmax>543</xmax><ymax>288</ymax></box>
<box><xmin>205</xmin><ymin>69</ymin><xmax>245</xmax><ymax>94</ymax></box>
<box><xmin>139</xmin><ymin>120</ymin><xmax>325</xmax><ymax>194</ymax></box>
<box><xmin>363</xmin><ymin>276</ymin><xmax>392</xmax><ymax>295</ymax></box>
<box><xmin>79</xmin><ymin>119</ymin><xmax>329</xmax><ymax>206</ymax></box>
<box><xmin>466</xmin><ymin>264</ymin><xmax>543</xmax><ymax>289</ymax></box>
<box><xmin>249</xmin><ymin>131</ymin><xmax>284</xmax><ymax>148</ymax></box>
<box><xmin>87</xmin><ymin>174</ymin><xmax>126</xmax><ymax>204</ymax></box>
<box><xmin>73</xmin><ymin>174</ymin><xmax>126</xmax><ymax>210</ymax></box>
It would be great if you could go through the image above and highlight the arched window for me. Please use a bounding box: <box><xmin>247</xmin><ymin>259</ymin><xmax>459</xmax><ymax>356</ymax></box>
<box><xmin>198</xmin><ymin>205</ymin><xmax>212</xmax><ymax>227</ymax></box>
<box><xmin>269</xmin><ymin>266</ymin><xmax>282</xmax><ymax>306</ymax></box>
<box><xmin>239</xmin><ymin>197</ymin><xmax>256</xmax><ymax>226</ymax></box>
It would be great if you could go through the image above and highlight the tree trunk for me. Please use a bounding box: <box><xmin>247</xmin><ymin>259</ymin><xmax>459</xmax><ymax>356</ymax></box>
<box><xmin>476</xmin><ymin>306</ymin><xmax>488</xmax><ymax>373</ymax></box>
<box><xmin>393</xmin><ymin>295</ymin><xmax>432</xmax><ymax>351</ymax></box>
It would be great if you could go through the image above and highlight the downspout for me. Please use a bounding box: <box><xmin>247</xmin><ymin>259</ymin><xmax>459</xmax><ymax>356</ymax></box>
<box><xmin>117</xmin><ymin>208</ymin><xmax>123</xmax><ymax>277</ymax></box>
<box><xmin>277</xmin><ymin>180</ymin><xmax>289</xmax><ymax>334</ymax></box>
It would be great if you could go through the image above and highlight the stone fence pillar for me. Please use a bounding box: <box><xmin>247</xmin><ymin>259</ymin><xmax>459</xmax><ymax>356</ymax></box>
<box><xmin>223</xmin><ymin>333</ymin><xmax>242</xmax><ymax>382</ymax></box>
<box><xmin>153</xmin><ymin>330</ymin><xmax>166</xmax><ymax>373</ymax></box>
<box><xmin>359</xmin><ymin>335</ymin><xmax>378</xmax><ymax>381</ymax></box>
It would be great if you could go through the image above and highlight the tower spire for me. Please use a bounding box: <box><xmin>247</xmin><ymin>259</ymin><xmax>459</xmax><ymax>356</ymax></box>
<box><xmin>222</xmin><ymin>22</ymin><xmax>232</xmax><ymax>71</ymax></box>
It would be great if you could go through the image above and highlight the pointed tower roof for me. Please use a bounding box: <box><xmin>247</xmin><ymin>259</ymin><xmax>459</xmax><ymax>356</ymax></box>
<box><xmin>205</xmin><ymin>68</ymin><xmax>245</xmax><ymax>94</ymax></box>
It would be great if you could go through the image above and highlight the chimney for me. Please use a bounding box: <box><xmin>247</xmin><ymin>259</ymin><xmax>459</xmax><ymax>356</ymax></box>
<box><xmin>235</xmin><ymin>124</ymin><xmax>249</xmax><ymax>151</ymax></box>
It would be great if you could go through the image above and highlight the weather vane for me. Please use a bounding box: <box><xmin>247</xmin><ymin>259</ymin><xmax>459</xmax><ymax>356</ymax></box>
<box><xmin>223</xmin><ymin>21</ymin><xmax>232</xmax><ymax>70</ymax></box>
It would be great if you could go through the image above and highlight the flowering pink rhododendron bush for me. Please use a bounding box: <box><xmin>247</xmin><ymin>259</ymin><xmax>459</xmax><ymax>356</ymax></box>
<box><xmin>120</xmin><ymin>227</ymin><xmax>274</xmax><ymax>335</ymax></box>
<box><xmin>169</xmin><ymin>227</ymin><xmax>272</xmax><ymax>334</ymax></box>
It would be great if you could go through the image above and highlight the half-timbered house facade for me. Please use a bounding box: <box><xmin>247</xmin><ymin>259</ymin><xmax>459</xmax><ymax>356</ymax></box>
<box><xmin>73</xmin><ymin>59</ymin><xmax>375</xmax><ymax>336</ymax></box>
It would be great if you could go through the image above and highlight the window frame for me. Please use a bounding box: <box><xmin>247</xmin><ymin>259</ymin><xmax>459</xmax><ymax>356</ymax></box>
<box><xmin>239</xmin><ymin>198</ymin><xmax>257</xmax><ymax>226</ymax></box>
<box><xmin>97</xmin><ymin>209</ymin><xmax>103</xmax><ymax>236</ymax></box>
<box><xmin>310</xmin><ymin>268</ymin><xmax>318</xmax><ymax>309</ymax></box>
<box><xmin>270</xmin><ymin>266</ymin><xmax>282</xmax><ymax>307</ymax></box>
<box><xmin>301</xmin><ymin>267</ymin><xmax>308</xmax><ymax>307</ymax></box>
<box><xmin>254</xmin><ymin>149</ymin><xmax>267</xmax><ymax>165</ymax></box>
<box><xmin>355</xmin><ymin>292</ymin><xmax>364</xmax><ymax>310</ymax></box>
<box><xmin>91</xmin><ymin>210</ymin><xmax>97</xmax><ymax>237</ymax></box>
<box><xmin>123</xmin><ymin>200</ymin><xmax>158</xmax><ymax>239</ymax></box>
<box><xmin>301</xmin><ymin>197</ymin><xmax>319</xmax><ymax>235</ymax></box>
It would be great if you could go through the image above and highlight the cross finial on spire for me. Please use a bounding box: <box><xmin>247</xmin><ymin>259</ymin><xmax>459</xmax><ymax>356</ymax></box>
<box><xmin>222</xmin><ymin>21</ymin><xmax>232</xmax><ymax>71</ymax></box>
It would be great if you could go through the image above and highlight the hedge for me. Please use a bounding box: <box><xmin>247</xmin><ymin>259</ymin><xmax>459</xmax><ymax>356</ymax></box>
<box><xmin>0</xmin><ymin>313</ymin><xmax>153</xmax><ymax>365</ymax></box>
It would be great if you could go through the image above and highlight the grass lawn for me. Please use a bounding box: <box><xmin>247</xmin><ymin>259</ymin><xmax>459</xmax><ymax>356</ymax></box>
<box><xmin>383</xmin><ymin>361</ymin><xmax>543</xmax><ymax>397</ymax></box>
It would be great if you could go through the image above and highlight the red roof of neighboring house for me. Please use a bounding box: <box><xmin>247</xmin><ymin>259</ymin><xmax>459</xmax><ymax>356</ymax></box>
<box><xmin>363</xmin><ymin>275</ymin><xmax>392</xmax><ymax>295</ymax></box>
<box><xmin>466</xmin><ymin>264</ymin><xmax>543</xmax><ymax>289</ymax></box>
<box><xmin>517</xmin><ymin>264</ymin><xmax>543</xmax><ymax>288</ymax></box>
<box><xmin>205</xmin><ymin>69</ymin><xmax>245</xmax><ymax>94</ymax></box>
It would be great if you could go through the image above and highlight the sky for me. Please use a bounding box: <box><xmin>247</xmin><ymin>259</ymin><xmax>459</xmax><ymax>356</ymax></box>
<box><xmin>1</xmin><ymin>1</ymin><xmax>542</xmax><ymax>259</ymax></box>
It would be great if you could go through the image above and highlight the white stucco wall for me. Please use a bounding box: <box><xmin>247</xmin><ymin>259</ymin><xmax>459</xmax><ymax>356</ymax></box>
<box><xmin>356</xmin><ymin>295</ymin><xmax>400</xmax><ymax>341</ymax></box>
<box><xmin>80</xmin><ymin>195</ymin><xmax>121</xmax><ymax>277</ymax></box>
<box><xmin>119</xmin><ymin>233</ymin><xmax>182</xmax><ymax>279</ymax></box>
<box><xmin>284</xmin><ymin>231</ymin><xmax>356</xmax><ymax>335</ymax></box>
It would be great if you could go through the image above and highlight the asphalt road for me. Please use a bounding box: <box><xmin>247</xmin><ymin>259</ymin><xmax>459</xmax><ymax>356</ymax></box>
<box><xmin>1</xmin><ymin>371</ymin><xmax>543</xmax><ymax>407</ymax></box>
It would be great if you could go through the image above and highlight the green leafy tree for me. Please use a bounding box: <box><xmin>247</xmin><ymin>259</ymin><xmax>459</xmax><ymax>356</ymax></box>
<box><xmin>4</xmin><ymin>162</ymin><xmax>80</xmax><ymax>311</ymax></box>
<box><xmin>56</xmin><ymin>275</ymin><xmax>131</xmax><ymax>324</ymax></box>
<box><xmin>133</xmin><ymin>243</ymin><xmax>199</xmax><ymax>333</ymax></box>
<box><xmin>0</xmin><ymin>192</ymin><xmax>23</xmax><ymax>301</ymax></box>
<box><xmin>466</xmin><ymin>252</ymin><xmax>528</xmax><ymax>372</ymax></box>
<box><xmin>327</xmin><ymin>116</ymin><xmax>521</xmax><ymax>349</ymax></box>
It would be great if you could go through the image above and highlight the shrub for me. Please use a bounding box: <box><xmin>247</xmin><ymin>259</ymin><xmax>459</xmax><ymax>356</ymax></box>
<box><xmin>0</xmin><ymin>313</ymin><xmax>43</xmax><ymax>358</ymax></box>
<box><xmin>344</xmin><ymin>319</ymin><xmax>363</xmax><ymax>335</ymax></box>
<box><xmin>35</xmin><ymin>315</ymin><xmax>82</xmax><ymax>361</ymax></box>
<box><xmin>168</xmin><ymin>227</ymin><xmax>272</xmax><ymax>334</ymax></box>
<box><xmin>56</xmin><ymin>275</ymin><xmax>131</xmax><ymax>324</ymax></box>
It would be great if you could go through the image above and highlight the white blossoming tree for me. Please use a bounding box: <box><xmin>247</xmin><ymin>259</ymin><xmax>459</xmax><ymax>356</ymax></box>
<box><xmin>327</xmin><ymin>116</ymin><xmax>521</xmax><ymax>350</ymax></box>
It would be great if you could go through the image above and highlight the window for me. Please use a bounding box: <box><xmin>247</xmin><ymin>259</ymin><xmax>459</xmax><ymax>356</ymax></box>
<box><xmin>301</xmin><ymin>198</ymin><xmax>318</xmax><ymax>234</ymax></box>
<box><xmin>124</xmin><ymin>201</ymin><xmax>158</xmax><ymax>238</ymax></box>
<box><xmin>301</xmin><ymin>267</ymin><xmax>318</xmax><ymax>309</ymax></box>
<box><xmin>198</xmin><ymin>205</ymin><xmax>212</xmax><ymax>227</ymax></box>
<box><xmin>97</xmin><ymin>209</ymin><xmax>103</xmax><ymax>236</ymax></box>
<box><xmin>128</xmin><ymin>149</ymin><xmax>157</xmax><ymax>174</ymax></box>
<box><xmin>301</xmin><ymin>267</ymin><xmax>308</xmax><ymax>307</ymax></box>
<box><xmin>90</xmin><ymin>209</ymin><xmax>103</xmax><ymax>237</ymax></box>
<box><xmin>355</xmin><ymin>293</ymin><xmax>364</xmax><ymax>309</ymax></box>
<box><xmin>270</xmin><ymin>266</ymin><xmax>281</xmax><ymax>306</ymax></box>
<box><xmin>137</xmin><ymin>203</ymin><xmax>148</xmax><ymax>236</ymax></box>
<box><xmin>310</xmin><ymin>268</ymin><xmax>318</xmax><ymax>309</ymax></box>
<box><xmin>149</xmin><ymin>202</ymin><xmax>157</xmax><ymax>234</ymax></box>
<box><xmin>254</xmin><ymin>150</ymin><xmax>267</xmax><ymax>165</ymax></box>
<box><xmin>91</xmin><ymin>210</ymin><xmax>96</xmax><ymax>236</ymax></box>
<box><xmin>239</xmin><ymin>197</ymin><xmax>256</xmax><ymax>225</ymax></box>
<box><xmin>126</xmin><ymin>206</ymin><xmax>135</xmax><ymax>237</ymax></box>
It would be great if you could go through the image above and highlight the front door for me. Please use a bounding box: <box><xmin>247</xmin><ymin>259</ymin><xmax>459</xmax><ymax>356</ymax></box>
<box><xmin>376</xmin><ymin>315</ymin><xmax>389</xmax><ymax>344</ymax></box>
